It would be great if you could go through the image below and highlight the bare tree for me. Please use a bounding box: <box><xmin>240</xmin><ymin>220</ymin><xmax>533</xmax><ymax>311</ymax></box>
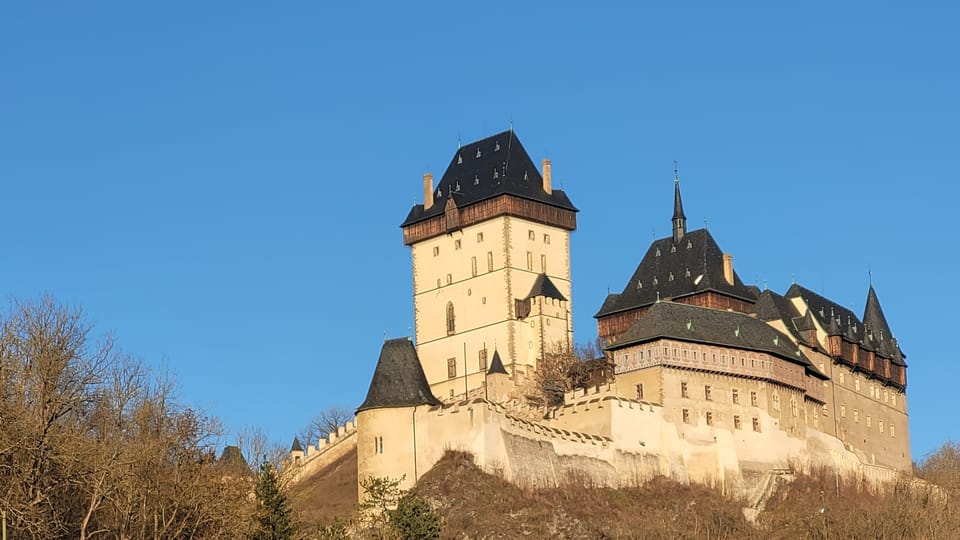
<box><xmin>297</xmin><ymin>406</ymin><xmax>353</xmax><ymax>448</ymax></box>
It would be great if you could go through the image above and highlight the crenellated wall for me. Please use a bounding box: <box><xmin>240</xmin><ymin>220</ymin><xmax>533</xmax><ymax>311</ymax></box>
<box><xmin>286</xmin><ymin>419</ymin><xmax>358</xmax><ymax>484</ymax></box>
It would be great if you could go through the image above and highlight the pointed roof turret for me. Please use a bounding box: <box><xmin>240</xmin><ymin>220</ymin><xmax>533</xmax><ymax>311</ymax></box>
<box><xmin>357</xmin><ymin>338</ymin><xmax>441</xmax><ymax>412</ymax></box>
<box><xmin>525</xmin><ymin>273</ymin><xmax>567</xmax><ymax>302</ymax></box>
<box><xmin>487</xmin><ymin>350</ymin><xmax>509</xmax><ymax>375</ymax></box>
<box><xmin>672</xmin><ymin>171</ymin><xmax>687</xmax><ymax>243</ymax></box>
<box><xmin>290</xmin><ymin>437</ymin><xmax>303</xmax><ymax>453</ymax></box>
<box><xmin>862</xmin><ymin>285</ymin><xmax>905</xmax><ymax>364</ymax></box>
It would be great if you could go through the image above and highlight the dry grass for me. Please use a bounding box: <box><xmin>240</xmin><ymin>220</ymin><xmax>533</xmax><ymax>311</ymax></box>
<box><xmin>288</xmin><ymin>445</ymin><xmax>359</xmax><ymax>529</ymax></box>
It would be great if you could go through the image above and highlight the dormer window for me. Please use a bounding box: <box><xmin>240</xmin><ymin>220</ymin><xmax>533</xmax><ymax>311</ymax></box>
<box><xmin>474</xmin><ymin>174</ymin><xmax>479</xmax><ymax>185</ymax></box>
<box><xmin>436</xmin><ymin>188</ymin><xmax>442</xmax><ymax>197</ymax></box>
<box><xmin>671</xmin><ymin>245</ymin><xmax>676</xmax><ymax>253</ymax></box>
<box><xmin>523</xmin><ymin>171</ymin><xmax>529</xmax><ymax>181</ymax></box>
<box><xmin>493</xmin><ymin>169</ymin><xmax>499</xmax><ymax>179</ymax></box>
<box><xmin>687</xmin><ymin>240</ymin><xmax>693</xmax><ymax>249</ymax></box>
<box><xmin>495</xmin><ymin>141</ymin><xmax>501</xmax><ymax>151</ymax></box>
<box><xmin>475</xmin><ymin>148</ymin><xmax>481</xmax><ymax>158</ymax></box>
<box><xmin>656</xmin><ymin>248</ymin><xmax>661</xmax><ymax>256</ymax></box>
<box><xmin>668</xmin><ymin>272</ymin><xmax>674</xmax><ymax>281</ymax></box>
<box><xmin>457</xmin><ymin>154</ymin><xmax>463</xmax><ymax>165</ymax></box>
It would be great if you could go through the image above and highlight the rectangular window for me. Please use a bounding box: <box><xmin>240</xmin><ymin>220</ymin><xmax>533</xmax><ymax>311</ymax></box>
<box><xmin>732</xmin><ymin>388</ymin><xmax>740</xmax><ymax>404</ymax></box>
<box><xmin>705</xmin><ymin>411</ymin><xmax>714</xmax><ymax>426</ymax></box>
<box><xmin>541</xmin><ymin>254</ymin><xmax>547</xmax><ymax>273</ymax></box>
<box><xmin>752</xmin><ymin>417</ymin><xmax>761</xmax><ymax>432</ymax></box>
<box><xmin>433</xmin><ymin>246</ymin><xmax>440</xmax><ymax>256</ymax></box>
<box><xmin>455</xmin><ymin>239</ymin><xmax>461</xmax><ymax>250</ymax></box>
<box><xmin>855</xmin><ymin>378</ymin><xmax>861</xmax><ymax>391</ymax></box>
<box><xmin>471</xmin><ymin>256</ymin><xmax>477</xmax><ymax>277</ymax></box>
<box><xmin>839</xmin><ymin>371</ymin><xmax>845</xmax><ymax>384</ymax></box>
<box><xmin>880</xmin><ymin>421</ymin><xmax>884</xmax><ymax>434</ymax></box>
<box><xmin>447</xmin><ymin>358</ymin><xmax>457</xmax><ymax>379</ymax></box>
<box><xmin>528</xmin><ymin>230</ymin><xmax>536</xmax><ymax>240</ymax></box>
<box><xmin>526</xmin><ymin>251</ymin><xmax>533</xmax><ymax>271</ymax></box>
<box><xmin>750</xmin><ymin>391</ymin><xmax>758</xmax><ymax>407</ymax></box>
<box><xmin>477</xmin><ymin>232</ymin><xmax>484</xmax><ymax>242</ymax></box>
<box><xmin>734</xmin><ymin>415</ymin><xmax>742</xmax><ymax>430</ymax></box>
<box><xmin>636</xmin><ymin>384</ymin><xmax>644</xmax><ymax>401</ymax></box>
<box><xmin>682</xmin><ymin>409</ymin><xmax>690</xmax><ymax>424</ymax></box>
<box><xmin>704</xmin><ymin>385</ymin><xmax>712</xmax><ymax>401</ymax></box>
<box><xmin>840</xmin><ymin>404</ymin><xmax>846</xmax><ymax>418</ymax></box>
<box><xmin>446</xmin><ymin>274</ymin><xmax>452</xmax><ymax>285</ymax></box>
<box><xmin>854</xmin><ymin>410</ymin><xmax>860</xmax><ymax>423</ymax></box>
<box><xmin>544</xmin><ymin>234</ymin><xmax>551</xmax><ymax>244</ymax></box>
<box><xmin>892</xmin><ymin>394</ymin><xmax>897</xmax><ymax>407</ymax></box>
<box><xmin>487</xmin><ymin>251</ymin><xmax>494</xmax><ymax>272</ymax></box>
<box><xmin>681</xmin><ymin>382</ymin><xmax>689</xmax><ymax>398</ymax></box>
<box><xmin>479</xmin><ymin>349</ymin><xmax>488</xmax><ymax>371</ymax></box>
<box><xmin>891</xmin><ymin>425</ymin><xmax>896</xmax><ymax>438</ymax></box>
<box><xmin>375</xmin><ymin>436</ymin><xmax>384</xmax><ymax>454</ymax></box>
<box><xmin>867</xmin><ymin>416</ymin><xmax>872</xmax><ymax>428</ymax></box>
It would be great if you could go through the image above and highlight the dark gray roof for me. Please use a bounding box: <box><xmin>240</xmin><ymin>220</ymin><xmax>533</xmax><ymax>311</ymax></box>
<box><xmin>291</xmin><ymin>437</ymin><xmax>303</xmax><ymax>452</ymax></box>
<box><xmin>754</xmin><ymin>290</ymin><xmax>816</xmax><ymax>347</ymax></box>
<box><xmin>608</xmin><ymin>301</ymin><xmax>824</xmax><ymax>378</ymax></box>
<box><xmin>526</xmin><ymin>273</ymin><xmax>567</xmax><ymax>301</ymax></box>
<box><xmin>401</xmin><ymin>130</ymin><xmax>577</xmax><ymax>228</ymax></box>
<box><xmin>862</xmin><ymin>286</ymin><xmax>905</xmax><ymax>365</ymax></box>
<box><xmin>487</xmin><ymin>350</ymin><xmax>509</xmax><ymax>375</ymax></box>
<box><xmin>595</xmin><ymin>228</ymin><xmax>758</xmax><ymax>317</ymax></box>
<box><xmin>672</xmin><ymin>181</ymin><xmax>686</xmax><ymax>220</ymax></box>
<box><xmin>357</xmin><ymin>338</ymin><xmax>441</xmax><ymax>412</ymax></box>
<box><xmin>219</xmin><ymin>445</ymin><xmax>251</xmax><ymax>474</ymax></box>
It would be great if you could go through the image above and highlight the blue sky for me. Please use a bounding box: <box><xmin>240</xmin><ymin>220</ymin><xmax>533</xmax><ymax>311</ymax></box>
<box><xmin>2</xmin><ymin>2</ymin><xmax>957</xmax><ymax>460</ymax></box>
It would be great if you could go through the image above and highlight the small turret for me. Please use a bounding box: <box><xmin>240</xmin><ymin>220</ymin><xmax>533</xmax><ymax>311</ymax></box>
<box><xmin>290</xmin><ymin>437</ymin><xmax>304</xmax><ymax>466</ymax></box>
<box><xmin>485</xmin><ymin>350</ymin><xmax>512</xmax><ymax>403</ymax></box>
<box><xmin>672</xmin><ymin>175</ymin><xmax>687</xmax><ymax>243</ymax></box>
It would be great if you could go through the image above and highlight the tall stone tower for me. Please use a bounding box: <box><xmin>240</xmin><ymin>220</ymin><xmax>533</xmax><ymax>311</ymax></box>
<box><xmin>400</xmin><ymin>131</ymin><xmax>578</xmax><ymax>399</ymax></box>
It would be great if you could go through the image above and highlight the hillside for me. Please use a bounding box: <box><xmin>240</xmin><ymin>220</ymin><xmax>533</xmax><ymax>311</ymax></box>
<box><xmin>292</xmin><ymin>444</ymin><xmax>960</xmax><ymax>539</ymax></box>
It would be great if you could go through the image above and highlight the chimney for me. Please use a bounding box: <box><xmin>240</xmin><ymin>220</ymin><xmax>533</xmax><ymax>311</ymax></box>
<box><xmin>423</xmin><ymin>173</ymin><xmax>434</xmax><ymax>210</ymax></box>
<box><xmin>723</xmin><ymin>254</ymin><xmax>734</xmax><ymax>285</ymax></box>
<box><xmin>542</xmin><ymin>159</ymin><xmax>552</xmax><ymax>195</ymax></box>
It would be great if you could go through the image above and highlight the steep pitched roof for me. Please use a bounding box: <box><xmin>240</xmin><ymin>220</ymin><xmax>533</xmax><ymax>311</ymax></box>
<box><xmin>525</xmin><ymin>273</ymin><xmax>567</xmax><ymax>301</ymax></box>
<box><xmin>357</xmin><ymin>338</ymin><xmax>441</xmax><ymax>412</ymax></box>
<box><xmin>754</xmin><ymin>289</ymin><xmax>816</xmax><ymax>347</ymax></box>
<box><xmin>401</xmin><ymin>130</ymin><xmax>577</xmax><ymax>227</ymax></box>
<box><xmin>290</xmin><ymin>437</ymin><xmax>303</xmax><ymax>453</ymax></box>
<box><xmin>608</xmin><ymin>301</ymin><xmax>823</xmax><ymax>378</ymax></box>
<box><xmin>862</xmin><ymin>285</ymin><xmax>905</xmax><ymax>364</ymax></box>
<box><xmin>595</xmin><ymin>228</ymin><xmax>757</xmax><ymax>317</ymax></box>
<box><xmin>218</xmin><ymin>445</ymin><xmax>252</xmax><ymax>475</ymax></box>
<box><xmin>487</xmin><ymin>350</ymin><xmax>509</xmax><ymax>375</ymax></box>
<box><xmin>673</xmin><ymin>181</ymin><xmax>686</xmax><ymax>221</ymax></box>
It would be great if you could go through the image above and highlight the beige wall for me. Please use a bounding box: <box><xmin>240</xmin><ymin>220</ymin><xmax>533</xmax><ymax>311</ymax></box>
<box><xmin>411</xmin><ymin>216</ymin><xmax>572</xmax><ymax>398</ymax></box>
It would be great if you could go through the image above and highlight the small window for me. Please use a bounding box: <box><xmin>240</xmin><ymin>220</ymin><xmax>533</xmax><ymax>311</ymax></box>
<box><xmin>471</xmin><ymin>257</ymin><xmax>478</xmax><ymax>277</ymax></box>
<box><xmin>750</xmin><ymin>391</ymin><xmax>758</xmax><ymax>407</ymax></box>
<box><xmin>526</xmin><ymin>251</ymin><xmax>533</xmax><ymax>271</ymax></box>
<box><xmin>705</xmin><ymin>411</ymin><xmax>714</xmax><ymax>426</ymax></box>
<box><xmin>487</xmin><ymin>251</ymin><xmax>494</xmax><ymax>272</ymax></box>
<box><xmin>544</xmin><ymin>234</ymin><xmax>551</xmax><ymax>244</ymax></box>
<box><xmin>681</xmin><ymin>382</ymin><xmax>689</xmax><ymax>398</ymax></box>
<box><xmin>477</xmin><ymin>232</ymin><xmax>484</xmax><ymax>243</ymax></box>
<box><xmin>840</xmin><ymin>404</ymin><xmax>846</xmax><ymax>418</ymax></box>
<box><xmin>891</xmin><ymin>425</ymin><xmax>896</xmax><ymax>438</ymax></box>
<box><xmin>867</xmin><ymin>416</ymin><xmax>872</xmax><ymax>429</ymax></box>
<box><xmin>478</xmin><ymin>349</ymin><xmax>488</xmax><ymax>371</ymax></box>
<box><xmin>437</xmin><ymin>278</ymin><xmax>441</xmax><ymax>288</ymax></box>
<box><xmin>732</xmin><ymin>388</ymin><xmax>740</xmax><ymax>404</ymax></box>
<box><xmin>839</xmin><ymin>371</ymin><xmax>845</xmax><ymax>384</ymax></box>
<box><xmin>682</xmin><ymin>409</ymin><xmax>690</xmax><ymax>424</ymax></box>
<box><xmin>455</xmin><ymin>239</ymin><xmax>461</xmax><ymax>250</ymax></box>
<box><xmin>528</xmin><ymin>230</ymin><xmax>535</xmax><ymax>240</ymax></box>
<box><xmin>636</xmin><ymin>384</ymin><xmax>644</xmax><ymax>401</ymax></box>
<box><xmin>704</xmin><ymin>385</ymin><xmax>712</xmax><ymax>401</ymax></box>
<box><xmin>855</xmin><ymin>378</ymin><xmax>861</xmax><ymax>391</ymax></box>
<box><xmin>446</xmin><ymin>302</ymin><xmax>456</xmax><ymax>335</ymax></box>
<box><xmin>752</xmin><ymin>417</ymin><xmax>761</xmax><ymax>432</ymax></box>
<box><xmin>854</xmin><ymin>410</ymin><xmax>860</xmax><ymax>423</ymax></box>
<box><xmin>446</xmin><ymin>274</ymin><xmax>452</xmax><ymax>285</ymax></box>
<box><xmin>879</xmin><ymin>421</ymin><xmax>885</xmax><ymax>433</ymax></box>
<box><xmin>892</xmin><ymin>394</ymin><xmax>897</xmax><ymax>407</ymax></box>
<box><xmin>734</xmin><ymin>415</ymin><xmax>742</xmax><ymax>430</ymax></box>
<box><xmin>541</xmin><ymin>255</ymin><xmax>547</xmax><ymax>273</ymax></box>
<box><xmin>447</xmin><ymin>358</ymin><xmax>457</xmax><ymax>379</ymax></box>
<box><xmin>375</xmin><ymin>436</ymin><xmax>384</xmax><ymax>454</ymax></box>
<box><xmin>433</xmin><ymin>246</ymin><xmax>440</xmax><ymax>256</ymax></box>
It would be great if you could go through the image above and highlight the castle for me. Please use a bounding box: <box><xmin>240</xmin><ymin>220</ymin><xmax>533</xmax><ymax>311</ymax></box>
<box><xmin>288</xmin><ymin>130</ymin><xmax>911</xmax><ymax>498</ymax></box>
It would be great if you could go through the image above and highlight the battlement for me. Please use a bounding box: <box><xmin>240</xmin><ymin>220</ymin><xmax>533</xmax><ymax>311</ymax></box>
<box><xmin>286</xmin><ymin>418</ymin><xmax>358</xmax><ymax>484</ymax></box>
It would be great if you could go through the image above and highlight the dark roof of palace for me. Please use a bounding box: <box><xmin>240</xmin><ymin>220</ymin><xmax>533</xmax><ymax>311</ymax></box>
<box><xmin>608</xmin><ymin>300</ymin><xmax>824</xmax><ymax>378</ymax></box>
<box><xmin>357</xmin><ymin>338</ymin><xmax>441</xmax><ymax>412</ymax></box>
<box><xmin>401</xmin><ymin>130</ymin><xmax>577</xmax><ymax>227</ymax></box>
<box><xmin>290</xmin><ymin>437</ymin><xmax>303</xmax><ymax>452</ymax></box>
<box><xmin>218</xmin><ymin>445</ymin><xmax>252</xmax><ymax>475</ymax></box>
<box><xmin>487</xmin><ymin>350</ymin><xmax>509</xmax><ymax>375</ymax></box>
<box><xmin>595</xmin><ymin>228</ymin><xmax>758</xmax><ymax>318</ymax></box>
<box><xmin>754</xmin><ymin>290</ymin><xmax>817</xmax><ymax>348</ymax></box>
<box><xmin>785</xmin><ymin>284</ymin><xmax>905</xmax><ymax>366</ymax></box>
<box><xmin>526</xmin><ymin>273</ymin><xmax>567</xmax><ymax>302</ymax></box>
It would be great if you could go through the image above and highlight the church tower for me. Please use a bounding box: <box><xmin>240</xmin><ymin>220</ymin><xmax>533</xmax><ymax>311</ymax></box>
<box><xmin>400</xmin><ymin>131</ymin><xmax>578</xmax><ymax>399</ymax></box>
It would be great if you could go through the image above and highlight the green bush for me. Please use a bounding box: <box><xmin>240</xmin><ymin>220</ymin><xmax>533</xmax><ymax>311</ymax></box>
<box><xmin>389</xmin><ymin>494</ymin><xmax>441</xmax><ymax>540</ymax></box>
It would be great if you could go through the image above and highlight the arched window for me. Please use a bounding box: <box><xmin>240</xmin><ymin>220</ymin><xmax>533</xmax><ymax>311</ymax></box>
<box><xmin>446</xmin><ymin>302</ymin><xmax>456</xmax><ymax>335</ymax></box>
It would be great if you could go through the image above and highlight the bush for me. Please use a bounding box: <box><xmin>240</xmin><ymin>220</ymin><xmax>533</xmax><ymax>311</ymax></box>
<box><xmin>390</xmin><ymin>494</ymin><xmax>441</xmax><ymax>540</ymax></box>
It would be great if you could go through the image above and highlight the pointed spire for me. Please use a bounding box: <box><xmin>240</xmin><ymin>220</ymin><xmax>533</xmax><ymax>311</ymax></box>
<box><xmin>863</xmin><ymin>284</ymin><xmax>896</xmax><ymax>357</ymax></box>
<box><xmin>291</xmin><ymin>437</ymin><xmax>303</xmax><ymax>453</ymax></box>
<box><xmin>487</xmin><ymin>349</ymin><xmax>509</xmax><ymax>375</ymax></box>
<box><xmin>672</xmin><ymin>163</ymin><xmax>687</xmax><ymax>244</ymax></box>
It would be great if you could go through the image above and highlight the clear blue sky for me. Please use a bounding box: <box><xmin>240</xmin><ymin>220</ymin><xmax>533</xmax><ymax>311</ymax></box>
<box><xmin>2</xmin><ymin>2</ymin><xmax>957</xmax><ymax>460</ymax></box>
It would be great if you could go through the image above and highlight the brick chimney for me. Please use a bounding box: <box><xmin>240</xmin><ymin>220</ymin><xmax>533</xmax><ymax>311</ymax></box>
<box><xmin>542</xmin><ymin>159</ymin><xmax>552</xmax><ymax>195</ymax></box>
<box><xmin>423</xmin><ymin>173</ymin><xmax>434</xmax><ymax>210</ymax></box>
<box><xmin>723</xmin><ymin>254</ymin><xmax>734</xmax><ymax>285</ymax></box>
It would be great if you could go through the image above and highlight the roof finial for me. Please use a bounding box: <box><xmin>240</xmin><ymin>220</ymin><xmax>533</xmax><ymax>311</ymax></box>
<box><xmin>791</xmin><ymin>273</ymin><xmax>796</xmax><ymax>285</ymax></box>
<box><xmin>868</xmin><ymin>266</ymin><xmax>873</xmax><ymax>287</ymax></box>
<box><xmin>673</xmin><ymin>160</ymin><xmax>679</xmax><ymax>185</ymax></box>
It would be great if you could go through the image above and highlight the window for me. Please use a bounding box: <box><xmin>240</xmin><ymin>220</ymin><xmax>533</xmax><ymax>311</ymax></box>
<box><xmin>891</xmin><ymin>425</ymin><xmax>896</xmax><ymax>438</ymax></box>
<box><xmin>375</xmin><ymin>436</ymin><xmax>384</xmax><ymax>454</ymax></box>
<box><xmin>854</xmin><ymin>410</ymin><xmax>860</xmax><ymax>423</ymax></box>
<box><xmin>704</xmin><ymin>385</ymin><xmax>712</xmax><ymax>401</ymax></box>
<box><xmin>772</xmin><ymin>393</ymin><xmax>780</xmax><ymax>412</ymax></box>
<box><xmin>732</xmin><ymin>388</ymin><xmax>740</xmax><ymax>404</ymax></box>
<box><xmin>455</xmin><ymin>239</ymin><xmax>461</xmax><ymax>250</ymax></box>
<box><xmin>750</xmin><ymin>391</ymin><xmax>758</xmax><ymax>407</ymax></box>
<box><xmin>446</xmin><ymin>302</ymin><xmax>456</xmax><ymax>335</ymax></box>
<box><xmin>752</xmin><ymin>417</ymin><xmax>761</xmax><ymax>432</ymax></box>
<box><xmin>855</xmin><ymin>378</ymin><xmax>861</xmax><ymax>391</ymax></box>
<box><xmin>526</xmin><ymin>251</ymin><xmax>533</xmax><ymax>271</ymax></box>
<box><xmin>471</xmin><ymin>256</ymin><xmax>477</xmax><ymax>277</ymax></box>
<box><xmin>682</xmin><ymin>409</ymin><xmax>690</xmax><ymax>424</ymax></box>
<box><xmin>705</xmin><ymin>411</ymin><xmax>714</xmax><ymax>426</ymax></box>
<box><xmin>880</xmin><ymin>421</ymin><xmax>885</xmax><ymax>434</ymax></box>
<box><xmin>867</xmin><ymin>416</ymin><xmax>872</xmax><ymax>429</ymax></box>
<box><xmin>446</xmin><ymin>273</ymin><xmax>452</xmax><ymax>285</ymax></box>
<box><xmin>636</xmin><ymin>384</ymin><xmax>644</xmax><ymax>401</ymax></box>
<box><xmin>544</xmin><ymin>234</ymin><xmax>551</xmax><ymax>244</ymax></box>
<box><xmin>839</xmin><ymin>371</ymin><xmax>845</xmax><ymax>384</ymax></box>
<box><xmin>734</xmin><ymin>415</ymin><xmax>742</xmax><ymax>430</ymax></box>
<box><xmin>479</xmin><ymin>349</ymin><xmax>488</xmax><ymax>371</ymax></box>
<box><xmin>528</xmin><ymin>230</ymin><xmax>536</xmax><ymax>240</ymax></box>
<box><xmin>487</xmin><ymin>251</ymin><xmax>494</xmax><ymax>272</ymax></box>
<box><xmin>477</xmin><ymin>232</ymin><xmax>484</xmax><ymax>242</ymax></box>
<box><xmin>447</xmin><ymin>358</ymin><xmax>457</xmax><ymax>379</ymax></box>
<box><xmin>840</xmin><ymin>404</ymin><xmax>846</xmax><ymax>418</ymax></box>
<box><xmin>433</xmin><ymin>246</ymin><xmax>440</xmax><ymax>256</ymax></box>
<box><xmin>892</xmin><ymin>394</ymin><xmax>897</xmax><ymax>407</ymax></box>
<box><xmin>681</xmin><ymin>382</ymin><xmax>689</xmax><ymax>398</ymax></box>
<box><xmin>541</xmin><ymin>254</ymin><xmax>547</xmax><ymax>273</ymax></box>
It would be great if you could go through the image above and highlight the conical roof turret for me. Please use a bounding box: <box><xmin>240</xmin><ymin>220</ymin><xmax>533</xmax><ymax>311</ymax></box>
<box><xmin>357</xmin><ymin>338</ymin><xmax>441</xmax><ymax>412</ymax></box>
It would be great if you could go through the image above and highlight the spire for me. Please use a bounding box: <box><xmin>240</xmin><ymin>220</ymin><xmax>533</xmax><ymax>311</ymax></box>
<box><xmin>672</xmin><ymin>163</ymin><xmax>687</xmax><ymax>243</ymax></box>
<box><xmin>357</xmin><ymin>338</ymin><xmax>441</xmax><ymax>412</ymax></box>
<box><xmin>290</xmin><ymin>437</ymin><xmax>303</xmax><ymax>453</ymax></box>
<box><xmin>486</xmin><ymin>350</ymin><xmax>509</xmax><ymax>376</ymax></box>
<box><xmin>863</xmin><ymin>285</ymin><xmax>896</xmax><ymax>354</ymax></box>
